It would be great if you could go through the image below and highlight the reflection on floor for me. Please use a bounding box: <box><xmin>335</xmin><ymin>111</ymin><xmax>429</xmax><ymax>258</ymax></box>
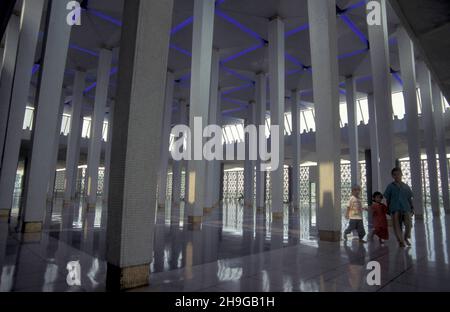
<box><xmin>0</xmin><ymin>197</ymin><xmax>449</xmax><ymax>292</ymax></box>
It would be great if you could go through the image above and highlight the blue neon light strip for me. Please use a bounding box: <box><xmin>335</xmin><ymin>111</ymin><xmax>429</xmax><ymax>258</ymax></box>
<box><xmin>339</xmin><ymin>14</ymin><xmax>368</xmax><ymax>45</ymax></box>
<box><xmin>170</xmin><ymin>43</ymin><xmax>192</xmax><ymax>57</ymax></box>
<box><xmin>286</xmin><ymin>68</ymin><xmax>303</xmax><ymax>76</ymax></box>
<box><xmin>222</xmin><ymin>106</ymin><xmax>247</xmax><ymax>115</ymax></box>
<box><xmin>222</xmin><ymin>97</ymin><xmax>248</xmax><ymax>107</ymax></box>
<box><xmin>338</xmin><ymin>48</ymin><xmax>368</xmax><ymax>60</ymax></box>
<box><xmin>343</xmin><ymin>0</ymin><xmax>366</xmax><ymax>13</ymax></box>
<box><xmin>84</xmin><ymin>8</ymin><xmax>122</xmax><ymax>27</ymax></box>
<box><xmin>285</xmin><ymin>23</ymin><xmax>309</xmax><ymax>38</ymax></box>
<box><xmin>32</xmin><ymin>64</ymin><xmax>40</xmax><ymax>75</ymax></box>
<box><xmin>221</xmin><ymin>83</ymin><xmax>253</xmax><ymax>96</ymax></box>
<box><xmin>285</xmin><ymin>53</ymin><xmax>305</xmax><ymax>68</ymax></box>
<box><xmin>171</xmin><ymin>16</ymin><xmax>193</xmax><ymax>36</ymax></box>
<box><xmin>84</xmin><ymin>67</ymin><xmax>118</xmax><ymax>94</ymax></box>
<box><xmin>221</xmin><ymin>66</ymin><xmax>254</xmax><ymax>83</ymax></box>
<box><xmin>221</xmin><ymin>42</ymin><xmax>264</xmax><ymax>63</ymax></box>
<box><xmin>215</xmin><ymin>9</ymin><xmax>265</xmax><ymax>42</ymax></box>
<box><xmin>69</xmin><ymin>44</ymin><xmax>99</xmax><ymax>57</ymax></box>
<box><xmin>392</xmin><ymin>72</ymin><xmax>403</xmax><ymax>86</ymax></box>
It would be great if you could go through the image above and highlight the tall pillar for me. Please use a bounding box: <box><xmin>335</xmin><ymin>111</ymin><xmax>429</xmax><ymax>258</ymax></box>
<box><xmin>367</xmin><ymin>0</ymin><xmax>394</xmax><ymax>189</ymax></box>
<box><xmin>417</xmin><ymin>61</ymin><xmax>440</xmax><ymax>216</ymax></box>
<box><xmin>244</xmin><ymin>102</ymin><xmax>256</xmax><ymax>208</ymax></box>
<box><xmin>397</xmin><ymin>27</ymin><xmax>424</xmax><ymax>218</ymax></box>
<box><xmin>368</xmin><ymin>93</ymin><xmax>381</xmax><ymax>192</ymax></box>
<box><xmin>0</xmin><ymin>0</ymin><xmax>45</xmax><ymax>215</ymax></box>
<box><xmin>106</xmin><ymin>0</ymin><xmax>173</xmax><ymax>290</ymax></box>
<box><xmin>0</xmin><ymin>14</ymin><xmax>19</xmax><ymax>163</ymax></box>
<box><xmin>186</xmin><ymin>0</ymin><xmax>215</xmax><ymax>227</ymax></box>
<box><xmin>308</xmin><ymin>0</ymin><xmax>341</xmax><ymax>242</ymax></box>
<box><xmin>172</xmin><ymin>100</ymin><xmax>187</xmax><ymax>207</ymax></box>
<box><xmin>157</xmin><ymin>71</ymin><xmax>175</xmax><ymax>208</ymax></box>
<box><xmin>255</xmin><ymin>73</ymin><xmax>267</xmax><ymax>210</ymax></box>
<box><xmin>365</xmin><ymin>149</ymin><xmax>373</xmax><ymax>228</ymax></box>
<box><xmin>204</xmin><ymin>50</ymin><xmax>220</xmax><ymax>211</ymax></box>
<box><xmin>291</xmin><ymin>90</ymin><xmax>301</xmax><ymax>210</ymax></box>
<box><xmin>213</xmin><ymin>92</ymin><xmax>223</xmax><ymax>207</ymax></box>
<box><xmin>102</xmin><ymin>101</ymin><xmax>115</xmax><ymax>204</ymax></box>
<box><xmin>21</xmin><ymin>0</ymin><xmax>72</xmax><ymax>232</ymax></box>
<box><xmin>268</xmin><ymin>17</ymin><xmax>285</xmax><ymax>220</ymax></box>
<box><xmin>431</xmin><ymin>84</ymin><xmax>449</xmax><ymax>214</ymax></box>
<box><xmin>47</xmin><ymin>97</ymin><xmax>66</xmax><ymax>202</ymax></box>
<box><xmin>86</xmin><ymin>48</ymin><xmax>113</xmax><ymax>209</ymax></box>
<box><xmin>64</xmin><ymin>70</ymin><xmax>86</xmax><ymax>203</ymax></box>
<box><xmin>345</xmin><ymin>76</ymin><xmax>359</xmax><ymax>185</ymax></box>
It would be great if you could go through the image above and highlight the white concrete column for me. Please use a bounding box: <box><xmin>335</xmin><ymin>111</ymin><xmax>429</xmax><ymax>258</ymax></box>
<box><xmin>308</xmin><ymin>0</ymin><xmax>341</xmax><ymax>241</ymax></box>
<box><xmin>105</xmin><ymin>0</ymin><xmax>173</xmax><ymax>290</ymax></box>
<box><xmin>268</xmin><ymin>17</ymin><xmax>285</xmax><ymax>220</ymax></box>
<box><xmin>417</xmin><ymin>62</ymin><xmax>440</xmax><ymax>216</ymax></box>
<box><xmin>255</xmin><ymin>73</ymin><xmax>267</xmax><ymax>210</ymax></box>
<box><xmin>172</xmin><ymin>99</ymin><xmax>187</xmax><ymax>207</ymax></box>
<box><xmin>47</xmin><ymin>97</ymin><xmax>66</xmax><ymax>202</ymax></box>
<box><xmin>367</xmin><ymin>0</ymin><xmax>394</xmax><ymax>189</ymax></box>
<box><xmin>21</xmin><ymin>0</ymin><xmax>72</xmax><ymax>231</ymax></box>
<box><xmin>397</xmin><ymin>27</ymin><xmax>424</xmax><ymax>217</ymax></box>
<box><xmin>214</xmin><ymin>92</ymin><xmax>223</xmax><ymax>206</ymax></box>
<box><xmin>204</xmin><ymin>49</ymin><xmax>220</xmax><ymax>211</ymax></box>
<box><xmin>157</xmin><ymin>71</ymin><xmax>175</xmax><ymax>208</ymax></box>
<box><xmin>368</xmin><ymin>93</ymin><xmax>381</xmax><ymax>192</ymax></box>
<box><xmin>183</xmin><ymin>103</ymin><xmax>190</xmax><ymax>205</ymax></box>
<box><xmin>186</xmin><ymin>0</ymin><xmax>215</xmax><ymax>227</ymax></box>
<box><xmin>64</xmin><ymin>70</ymin><xmax>86</xmax><ymax>203</ymax></box>
<box><xmin>244</xmin><ymin>102</ymin><xmax>256</xmax><ymax>208</ymax></box>
<box><xmin>0</xmin><ymin>15</ymin><xmax>19</xmax><ymax>163</ymax></box>
<box><xmin>86</xmin><ymin>49</ymin><xmax>112</xmax><ymax>209</ymax></box>
<box><xmin>291</xmin><ymin>90</ymin><xmax>301</xmax><ymax>210</ymax></box>
<box><xmin>432</xmin><ymin>83</ymin><xmax>449</xmax><ymax>214</ymax></box>
<box><xmin>0</xmin><ymin>0</ymin><xmax>45</xmax><ymax>215</ymax></box>
<box><xmin>102</xmin><ymin>101</ymin><xmax>115</xmax><ymax>204</ymax></box>
<box><xmin>345</xmin><ymin>76</ymin><xmax>359</xmax><ymax>185</ymax></box>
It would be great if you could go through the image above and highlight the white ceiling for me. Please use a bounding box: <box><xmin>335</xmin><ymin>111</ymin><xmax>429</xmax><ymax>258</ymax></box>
<box><xmin>7</xmin><ymin>0</ymin><xmax>411</xmax><ymax>122</ymax></box>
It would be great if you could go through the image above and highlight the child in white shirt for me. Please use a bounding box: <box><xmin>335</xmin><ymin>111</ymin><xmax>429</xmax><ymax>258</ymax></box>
<box><xmin>343</xmin><ymin>185</ymin><xmax>367</xmax><ymax>243</ymax></box>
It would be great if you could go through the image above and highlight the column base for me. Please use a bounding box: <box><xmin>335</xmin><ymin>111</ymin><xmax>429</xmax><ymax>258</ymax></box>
<box><xmin>318</xmin><ymin>230</ymin><xmax>341</xmax><ymax>242</ymax></box>
<box><xmin>187</xmin><ymin>216</ymin><xmax>202</xmax><ymax>230</ymax></box>
<box><xmin>0</xmin><ymin>209</ymin><xmax>10</xmax><ymax>220</ymax></box>
<box><xmin>22</xmin><ymin>221</ymin><xmax>43</xmax><ymax>233</ymax></box>
<box><xmin>203</xmin><ymin>207</ymin><xmax>213</xmax><ymax>214</ymax></box>
<box><xmin>106</xmin><ymin>263</ymin><xmax>150</xmax><ymax>291</ymax></box>
<box><xmin>272</xmin><ymin>212</ymin><xmax>283</xmax><ymax>220</ymax></box>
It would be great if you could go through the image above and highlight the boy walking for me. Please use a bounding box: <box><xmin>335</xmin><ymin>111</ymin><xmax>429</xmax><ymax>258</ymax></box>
<box><xmin>384</xmin><ymin>167</ymin><xmax>414</xmax><ymax>247</ymax></box>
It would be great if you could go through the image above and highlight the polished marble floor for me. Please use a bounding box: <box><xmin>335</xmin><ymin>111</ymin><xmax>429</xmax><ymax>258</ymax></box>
<box><xmin>0</xmin><ymin>196</ymin><xmax>449</xmax><ymax>292</ymax></box>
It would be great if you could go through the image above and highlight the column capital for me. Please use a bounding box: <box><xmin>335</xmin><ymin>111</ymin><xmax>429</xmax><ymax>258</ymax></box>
<box><xmin>269</xmin><ymin>15</ymin><xmax>284</xmax><ymax>22</ymax></box>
